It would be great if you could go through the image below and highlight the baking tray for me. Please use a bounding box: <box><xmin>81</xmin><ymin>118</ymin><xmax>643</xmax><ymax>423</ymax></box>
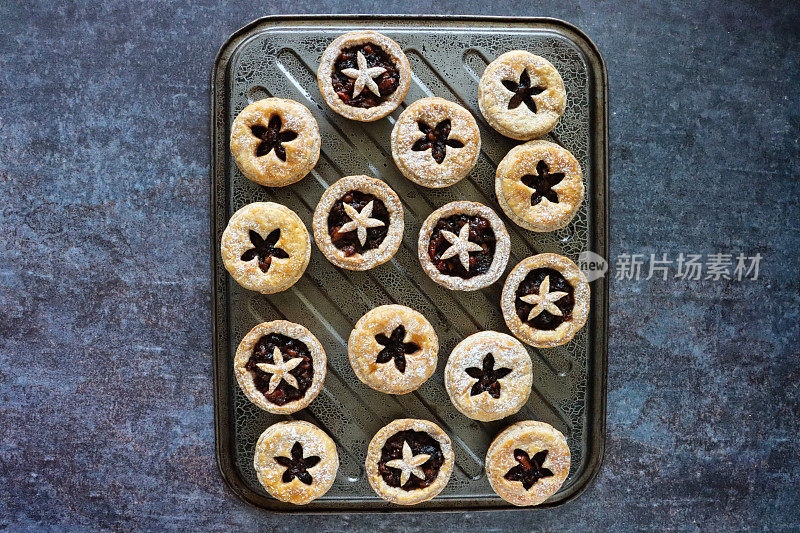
<box><xmin>211</xmin><ymin>15</ymin><xmax>608</xmax><ymax>511</ymax></box>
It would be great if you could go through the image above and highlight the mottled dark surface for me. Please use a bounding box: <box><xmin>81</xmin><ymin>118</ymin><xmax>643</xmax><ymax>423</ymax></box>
<box><xmin>0</xmin><ymin>1</ymin><xmax>798</xmax><ymax>531</ymax></box>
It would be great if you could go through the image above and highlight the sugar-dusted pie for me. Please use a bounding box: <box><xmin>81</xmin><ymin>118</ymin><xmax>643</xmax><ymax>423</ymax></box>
<box><xmin>366</xmin><ymin>418</ymin><xmax>454</xmax><ymax>505</ymax></box>
<box><xmin>317</xmin><ymin>31</ymin><xmax>411</xmax><ymax>122</ymax></box>
<box><xmin>221</xmin><ymin>202</ymin><xmax>310</xmax><ymax>294</ymax></box>
<box><xmin>418</xmin><ymin>201</ymin><xmax>510</xmax><ymax>291</ymax></box>
<box><xmin>234</xmin><ymin>320</ymin><xmax>326</xmax><ymax>414</ymax></box>
<box><xmin>254</xmin><ymin>420</ymin><xmax>339</xmax><ymax>505</ymax></box>
<box><xmin>501</xmin><ymin>253</ymin><xmax>589</xmax><ymax>348</ymax></box>
<box><xmin>312</xmin><ymin>175</ymin><xmax>404</xmax><ymax>271</ymax></box>
<box><xmin>478</xmin><ymin>51</ymin><xmax>566</xmax><ymax>140</ymax></box>
<box><xmin>496</xmin><ymin>140</ymin><xmax>584</xmax><ymax>232</ymax></box>
<box><xmin>230</xmin><ymin>98</ymin><xmax>321</xmax><ymax>186</ymax></box>
<box><xmin>348</xmin><ymin>304</ymin><xmax>438</xmax><ymax>394</ymax></box>
<box><xmin>485</xmin><ymin>420</ymin><xmax>570</xmax><ymax>506</ymax></box>
<box><xmin>444</xmin><ymin>331</ymin><xmax>532</xmax><ymax>422</ymax></box>
<box><xmin>391</xmin><ymin>97</ymin><xmax>480</xmax><ymax>188</ymax></box>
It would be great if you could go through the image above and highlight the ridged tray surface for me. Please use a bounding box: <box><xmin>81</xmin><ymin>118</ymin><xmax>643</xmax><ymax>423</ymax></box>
<box><xmin>211</xmin><ymin>16</ymin><xmax>608</xmax><ymax>511</ymax></box>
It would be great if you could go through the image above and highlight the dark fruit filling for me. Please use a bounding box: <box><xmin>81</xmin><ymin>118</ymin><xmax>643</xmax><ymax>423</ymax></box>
<box><xmin>411</xmin><ymin>119</ymin><xmax>464</xmax><ymax>164</ymax></box>
<box><xmin>428</xmin><ymin>214</ymin><xmax>496</xmax><ymax>279</ymax></box>
<box><xmin>250</xmin><ymin>115</ymin><xmax>298</xmax><ymax>161</ymax></box>
<box><xmin>515</xmin><ymin>268</ymin><xmax>575</xmax><ymax>331</ymax></box>
<box><xmin>378</xmin><ymin>430</ymin><xmax>444</xmax><ymax>491</ymax></box>
<box><xmin>240</xmin><ymin>229</ymin><xmax>289</xmax><ymax>273</ymax></box>
<box><xmin>504</xmin><ymin>449</ymin><xmax>554</xmax><ymax>490</ymax></box>
<box><xmin>274</xmin><ymin>441</ymin><xmax>321</xmax><ymax>485</ymax></box>
<box><xmin>374</xmin><ymin>325</ymin><xmax>420</xmax><ymax>374</ymax></box>
<box><xmin>332</xmin><ymin>43</ymin><xmax>400</xmax><ymax>108</ymax></box>
<box><xmin>520</xmin><ymin>160</ymin><xmax>565</xmax><ymax>205</ymax></box>
<box><xmin>245</xmin><ymin>333</ymin><xmax>313</xmax><ymax>406</ymax></box>
<box><xmin>464</xmin><ymin>353</ymin><xmax>512</xmax><ymax>399</ymax></box>
<box><xmin>327</xmin><ymin>190</ymin><xmax>390</xmax><ymax>257</ymax></box>
<box><xmin>501</xmin><ymin>69</ymin><xmax>546</xmax><ymax>113</ymax></box>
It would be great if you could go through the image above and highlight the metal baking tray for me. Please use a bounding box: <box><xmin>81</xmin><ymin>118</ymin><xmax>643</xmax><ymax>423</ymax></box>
<box><xmin>211</xmin><ymin>15</ymin><xmax>608</xmax><ymax>511</ymax></box>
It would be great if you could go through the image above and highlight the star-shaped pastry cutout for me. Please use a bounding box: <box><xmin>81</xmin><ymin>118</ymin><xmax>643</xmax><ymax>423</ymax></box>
<box><xmin>340</xmin><ymin>51</ymin><xmax>386</xmax><ymax>98</ymax></box>
<box><xmin>385</xmin><ymin>441</ymin><xmax>430</xmax><ymax>487</ymax></box>
<box><xmin>240</xmin><ymin>228</ymin><xmax>289</xmax><ymax>273</ymax></box>
<box><xmin>518</xmin><ymin>275</ymin><xmax>568</xmax><ymax>321</ymax></box>
<box><xmin>274</xmin><ymin>441</ymin><xmax>321</xmax><ymax>485</ymax></box>
<box><xmin>440</xmin><ymin>223</ymin><xmax>483</xmax><ymax>271</ymax></box>
<box><xmin>504</xmin><ymin>449</ymin><xmax>554</xmax><ymax>490</ymax></box>
<box><xmin>338</xmin><ymin>200</ymin><xmax>386</xmax><ymax>246</ymax></box>
<box><xmin>255</xmin><ymin>347</ymin><xmax>302</xmax><ymax>393</ymax></box>
<box><xmin>464</xmin><ymin>353</ymin><xmax>512</xmax><ymax>399</ymax></box>
<box><xmin>375</xmin><ymin>325</ymin><xmax>419</xmax><ymax>374</ymax></box>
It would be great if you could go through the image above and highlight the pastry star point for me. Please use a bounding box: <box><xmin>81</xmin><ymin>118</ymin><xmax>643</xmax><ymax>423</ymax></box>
<box><xmin>519</xmin><ymin>275</ymin><xmax>568</xmax><ymax>321</ymax></box>
<box><xmin>341</xmin><ymin>51</ymin><xmax>386</xmax><ymax>98</ymax></box>
<box><xmin>339</xmin><ymin>200</ymin><xmax>385</xmax><ymax>246</ymax></box>
<box><xmin>256</xmin><ymin>347</ymin><xmax>302</xmax><ymax>393</ymax></box>
<box><xmin>385</xmin><ymin>441</ymin><xmax>430</xmax><ymax>486</ymax></box>
<box><xmin>440</xmin><ymin>223</ymin><xmax>483</xmax><ymax>271</ymax></box>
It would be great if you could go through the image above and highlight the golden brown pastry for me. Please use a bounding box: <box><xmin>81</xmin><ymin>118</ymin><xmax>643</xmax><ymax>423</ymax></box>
<box><xmin>485</xmin><ymin>420</ymin><xmax>570</xmax><ymax>506</ymax></box>
<box><xmin>418</xmin><ymin>201</ymin><xmax>510</xmax><ymax>291</ymax></box>
<box><xmin>391</xmin><ymin>97</ymin><xmax>480</xmax><ymax>188</ymax></box>
<box><xmin>365</xmin><ymin>418</ymin><xmax>454</xmax><ymax>505</ymax></box>
<box><xmin>234</xmin><ymin>320</ymin><xmax>326</xmax><ymax>414</ymax></box>
<box><xmin>317</xmin><ymin>31</ymin><xmax>411</xmax><ymax>122</ymax></box>
<box><xmin>254</xmin><ymin>420</ymin><xmax>339</xmax><ymax>505</ymax></box>
<box><xmin>348</xmin><ymin>305</ymin><xmax>438</xmax><ymax>394</ymax></box>
<box><xmin>221</xmin><ymin>202</ymin><xmax>310</xmax><ymax>294</ymax></box>
<box><xmin>501</xmin><ymin>253</ymin><xmax>589</xmax><ymax>348</ymax></box>
<box><xmin>230</xmin><ymin>98</ymin><xmax>321</xmax><ymax>186</ymax></box>
<box><xmin>444</xmin><ymin>331</ymin><xmax>532</xmax><ymax>421</ymax></box>
<box><xmin>496</xmin><ymin>140</ymin><xmax>584</xmax><ymax>232</ymax></box>
<box><xmin>312</xmin><ymin>175</ymin><xmax>404</xmax><ymax>271</ymax></box>
<box><xmin>478</xmin><ymin>51</ymin><xmax>566</xmax><ymax>140</ymax></box>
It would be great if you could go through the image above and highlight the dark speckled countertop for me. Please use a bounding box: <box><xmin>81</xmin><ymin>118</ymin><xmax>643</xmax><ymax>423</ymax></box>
<box><xmin>1</xmin><ymin>1</ymin><xmax>798</xmax><ymax>531</ymax></box>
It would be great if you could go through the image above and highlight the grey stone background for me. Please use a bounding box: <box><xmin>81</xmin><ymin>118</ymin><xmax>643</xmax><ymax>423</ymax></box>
<box><xmin>1</xmin><ymin>0</ymin><xmax>798</xmax><ymax>531</ymax></box>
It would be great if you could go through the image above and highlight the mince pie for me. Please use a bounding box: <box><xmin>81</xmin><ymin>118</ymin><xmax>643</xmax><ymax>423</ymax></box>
<box><xmin>418</xmin><ymin>201</ymin><xmax>510</xmax><ymax>291</ymax></box>
<box><xmin>317</xmin><ymin>31</ymin><xmax>411</xmax><ymax>122</ymax></box>
<box><xmin>485</xmin><ymin>420</ymin><xmax>570</xmax><ymax>506</ymax></box>
<box><xmin>254</xmin><ymin>420</ymin><xmax>339</xmax><ymax>505</ymax></box>
<box><xmin>221</xmin><ymin>202</ymin><xmax>310</xmax><ymax>294</ymax></box>
<box><xmin>444</xmin><ymin>331</ymin><xmax>532</xmax><ymax>422</ymax></box>
<box><xmin>234</xmin><ymin>320</ymin><xmax>326</xmax><ymax>414</ymax></box>
<box><xmin>501</xmin><ymin>253</ymin><xmax>589</xmax><ymax>348</ymax></box>
<box><xmin>348</xmin><ymin>304</ymin><xmax>438</xmax><ymax>394</ymax></box>
<box><xmin>391</xmin><ymin>97</ymin><xmax>480</xmax><ymax>188</ymax></box>
<box><xmin>496</xmin><ymin>140</ymin><xmax>584</xmax><ymax>232</ymax></box>
<box><xmin>312</xmin><ymin>175</ymin><xmax>404</xmax><ymax>271</ymax></box>
<box><xmin>230</xmin><ymin>98</ymin><xmax>321</xmax><ymax>186</ymax></box>
<box><xmin>478</xmin><ymin>51</ymin><xmax>566</xmax><ymax>140</ymax></box>
<box><xmin>366</xmin><ymin>418</ymin><xmax>454</xmax><ymax>505</ymax></box>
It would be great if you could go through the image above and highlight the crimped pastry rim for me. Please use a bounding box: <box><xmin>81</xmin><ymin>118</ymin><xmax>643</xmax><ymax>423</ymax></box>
<box><xmin>500</xmin><ymin>253</ymin><xmax>590</xmax><ymax>348</ymax></box>
<box><xmin>417</xmin><ymin>201</ymin><xmax>511</xmax><ymax>291</ymax></box>
<box><xmin>234</xmin><ymin>320</ymin><xmax>326</xmax><ymax>414</ymax></box>
<box><xmin>365</xmin><ymin>418</ymin><xmax>454</xmax><ymax>505</ymax></box>
<box><xmin>317</xmin><ymin>31</ymin><xmax>411</xmax><ymax>122</ymax></box>
<box><xmin>312</xmin><ymin>175</ymin><xmax>404</xmax><ymax>271</ymax></box>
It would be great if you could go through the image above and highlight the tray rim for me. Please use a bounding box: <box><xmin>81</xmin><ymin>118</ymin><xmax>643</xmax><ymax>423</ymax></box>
<box><xmin>210</xmin><ymin>13</ymin><xmax>609</xmax><ymax>513</ymax></box>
